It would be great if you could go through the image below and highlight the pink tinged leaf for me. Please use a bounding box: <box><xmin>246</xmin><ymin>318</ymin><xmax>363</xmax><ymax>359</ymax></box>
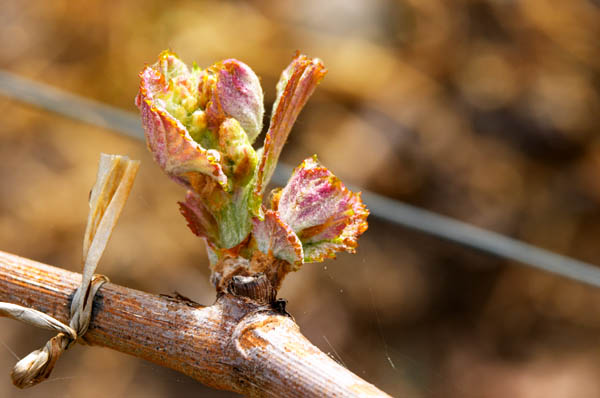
<box><xmin>254</xmin><ymin>54</ymin><xmax>327</xmax><ymax>198</ymax></box>
<box><xmin>202</xmin><ymin>59</ymin><xmax>264</xmax><ymax>143</ymax></box>
<box><xmin>252</xmin><ymin>210</ymin><xmax>303</xmax><ymax>268</ymax></box>
<box><xmin>178</xmin><ymin>191</ymin><xmax>220</xmax><ymax>247</ymax></box>
<box><xmin>136</xmin><ymin>56</ymin><xmax>228</xmax><ymax>189</ymax></box>
<box><xmin>274</xmin><ymin>156</ymin><xmax>369</xmax><ymax>263</ymax></box>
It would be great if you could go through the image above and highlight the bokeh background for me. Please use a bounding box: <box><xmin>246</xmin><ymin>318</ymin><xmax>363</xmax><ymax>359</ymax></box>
<box><xmin>1</xmin><ymin>0</ymin><xmax>600</xmax><ymax>397</ymax></box>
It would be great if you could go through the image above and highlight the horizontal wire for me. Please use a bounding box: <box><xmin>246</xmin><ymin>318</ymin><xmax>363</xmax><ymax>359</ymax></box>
<box><xmin>1</xmin><ymin>69</ymin><xmax>599</xmax><ymax>288</ymax></box>
<box><xmin>0</xmin><ymin>70</ymin><xmax>143</xmax><ymax>140</ymax></box>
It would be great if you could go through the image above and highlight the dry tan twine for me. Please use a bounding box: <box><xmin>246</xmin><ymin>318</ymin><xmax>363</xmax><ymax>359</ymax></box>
<box><xmin>0</xmin><ymin>154</ymin><xmax>139</xmax><ymax>388</ymax></box>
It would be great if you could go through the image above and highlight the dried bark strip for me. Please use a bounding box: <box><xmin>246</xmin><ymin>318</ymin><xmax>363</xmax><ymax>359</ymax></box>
<box><xmin>0</xmin><ymin>250</ymin><xmax>391</xmax><ymax>397</ymax></box>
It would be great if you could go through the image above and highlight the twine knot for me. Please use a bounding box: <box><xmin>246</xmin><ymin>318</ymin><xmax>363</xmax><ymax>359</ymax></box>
<box><xmin>0</xmin><ymin>154</ymin><xmax>139</xmax><ymax>388</ymax></box>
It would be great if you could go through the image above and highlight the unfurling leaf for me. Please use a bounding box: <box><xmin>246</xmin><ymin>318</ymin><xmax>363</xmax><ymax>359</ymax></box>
<box><xmin>202</xmin><ymin>59</ymin><xmax>264</xmax><ymax>143</ymax></box>
<box><xmin>273</xmin><ymin>156</ymin><xmax>369</xmax><ymax>262</ymax></box>
<box><xmin>252</xmin><ymin>210</ymin><xmax>303</xmax><ymax>268</ymax></box>
<box><xmin>254</xmin><ymin>54</ymin><xmax>327</xmax><ymax>198</ymax></box>
<box><xmin>136</xmin><ymin>52</ymin><xmax>228</xmax><ymax>189</ymax></box>
<box><xmin>178</xmin><ymin>191</ymin><xmax>220</xmax><ymax>247</ymax></box>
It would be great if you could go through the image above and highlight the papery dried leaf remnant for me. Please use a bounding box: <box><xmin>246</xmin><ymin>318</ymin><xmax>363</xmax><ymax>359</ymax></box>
<box><xmin>136</xmin><ymin>51</ymin><xmax>368</xmax><ymax>292</ymax></box>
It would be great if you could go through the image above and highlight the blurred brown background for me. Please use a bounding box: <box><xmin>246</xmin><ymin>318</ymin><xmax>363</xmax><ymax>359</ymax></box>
<box><xmin>1</xmin><ymin>0</ymin><xmax>600</xmax><ymax>397</ymax></box>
